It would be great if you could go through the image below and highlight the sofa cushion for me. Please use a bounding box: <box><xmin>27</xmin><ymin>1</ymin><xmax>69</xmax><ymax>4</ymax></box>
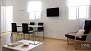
<box><xmin>65</xmin><ymin>34</ymin><xmax>83</xmax><ymax>40</ymax></box>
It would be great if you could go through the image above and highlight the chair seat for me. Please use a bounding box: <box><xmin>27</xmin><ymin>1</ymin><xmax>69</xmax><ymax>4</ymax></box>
<box><xmin>65</xmin><ymin>34</ymin><xmax>83</xmax><ymax>41</ymax></box>
<box><xmin>25</xmin><ymin>31</ymin><xmax>33</xmax><ymax>34</ymax></box>
<box><xmin>21</xmin><ymin>31</ymin><xmax>33</xmax><ymax>34</ymax></box>
<box><xmin>34</xmin><ymin>30</ymin><xmax>43</xmax><ymax>32</ymax></box>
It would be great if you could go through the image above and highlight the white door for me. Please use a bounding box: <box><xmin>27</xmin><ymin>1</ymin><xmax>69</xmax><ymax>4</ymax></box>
<box><xmin>1</xmin><ymin>6</ymin><xmax>13</xmax><ymax>32</ymax></box>
<box><xmin>5</xmin><ymin>6</ymin><xmax>13</xmax><ymax>32</ymax></box>
<box><xmin>1</xmin><ymin>6</ymin><xmax>13</xmax><ymax>44</ymax></box>
<box><xmin>5</xmin><ymin>6</ymin><xmax>13</xmax><ymax>44</ymax></box>
<box><xmin>1</xmin><ymin>6</ymin><xmax>6</xmax><ymax>33</ymax></box>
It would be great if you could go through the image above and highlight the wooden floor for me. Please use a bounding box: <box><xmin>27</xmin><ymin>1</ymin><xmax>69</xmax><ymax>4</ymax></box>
<box><xmin>0</xmin><ymin>32</ymin><xmax>91</xmax><ymax>51</ymax></box>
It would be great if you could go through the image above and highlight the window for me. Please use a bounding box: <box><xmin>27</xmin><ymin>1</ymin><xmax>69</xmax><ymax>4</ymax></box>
<box><xmin>27</xmin><ymin>1</ymin><xmax>42</xmax><ymax>20</ymax></box>
<box><xmin>68</xmin><ymin>0</ymin><xmax>90</xmax><ymax>20</ymax></box>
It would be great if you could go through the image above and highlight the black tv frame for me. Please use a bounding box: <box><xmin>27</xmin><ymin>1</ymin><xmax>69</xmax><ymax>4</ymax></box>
<box><xmin>46</xmin><ymin>7</ymin><xmax>59</xmax><ymax>17</ymax></box>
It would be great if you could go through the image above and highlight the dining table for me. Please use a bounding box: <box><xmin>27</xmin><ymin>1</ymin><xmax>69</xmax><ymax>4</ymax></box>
<box><xmin>17</xmin><ymin>25</ymin><xmax>43</xmax><ymax>28</ymax></box>
<box><xmin>16</xmin><ymin>25</ymin><xmax>43</xmax><ymax>45</ymax></box>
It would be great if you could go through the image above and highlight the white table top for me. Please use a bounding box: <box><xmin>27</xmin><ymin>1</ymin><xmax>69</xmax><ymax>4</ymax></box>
<box><xmin>28</xmin><ymin>25</ymin><xmax>43</xmax><ymax>27</ymax></box>
<box><xmin>3</xmin><ymin>40</ymin><xmax>43</xmax><ymax>51</ymax></box>
<box><xmin>17</xmin><ymin>25</ymin><xmax>43</xmax><ymax>27</ymax></box>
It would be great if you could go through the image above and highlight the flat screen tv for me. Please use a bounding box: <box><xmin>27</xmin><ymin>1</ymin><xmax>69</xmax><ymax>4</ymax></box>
<box><xmin>47</xmin><ymin>7</ymin><xmax>59</xmax><ymax>17</ymax></box>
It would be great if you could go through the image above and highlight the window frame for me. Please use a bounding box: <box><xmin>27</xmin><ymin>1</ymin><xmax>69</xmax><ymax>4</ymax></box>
<box><xmin>67</xmin><ymin>0</ymin><xmax>90</xmax><ymax>20</ymax></box>
<box><xmin>27</xmin><ymin>1</ymin><xmax>42</xmax><ymax>20</ymax></box>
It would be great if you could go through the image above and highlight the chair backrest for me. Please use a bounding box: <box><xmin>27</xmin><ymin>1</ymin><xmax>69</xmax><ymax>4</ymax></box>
<box><xmin>29</xmin><ymin>27</ymin><xmax>33</xmax><ymax>31</ymax></box>
<box><xmin>37</xmin><ymin>27</ymin><xmax>44</xmax><ymax>32</ymax></box>
<box><xmin>81</xmin><ymin>20</ymin><xmax>91</xmax><ymax>41</ymax></box>
<box><xmin>22</xmin><ymin>23</ymin><xmax>28</xmax><ymax>33</ymax></box>
<box><xmin>84</xmin><ymin>20</ymin><xmax>91</xmax><ymax>34</ymax></box>
<box><xmin>11</xmin><ymin>23</ymin><xmax>17</xmax><ymax>32</ymax></box>
<box><xmin>30</xmin><ymin>22</ymin><xmax>35</xmax><ymax>25</ymax></box>
<box><xmin>38</xmin><ymin>22</ymin><xmax>43</xmax><ymax>26</ymax></box>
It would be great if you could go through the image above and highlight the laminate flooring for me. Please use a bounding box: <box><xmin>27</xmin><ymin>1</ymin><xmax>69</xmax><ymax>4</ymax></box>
<box><xmin>0</xmin><ymin>32</ymin><xmax>91</xmax><ymax>51</ymax></box>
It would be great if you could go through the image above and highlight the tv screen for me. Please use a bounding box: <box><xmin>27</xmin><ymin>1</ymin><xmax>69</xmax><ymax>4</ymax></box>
<box><xmin>47</xmin><ymin>7</ymin><xmax>59</xmax><ymax>17</ymax></box>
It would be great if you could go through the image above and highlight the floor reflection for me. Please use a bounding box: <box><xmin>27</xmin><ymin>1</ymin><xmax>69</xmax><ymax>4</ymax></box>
<box><xmin>1</xmin><ymin>32</ymin><xmax>11</xmax><ymax>45</ymax></box>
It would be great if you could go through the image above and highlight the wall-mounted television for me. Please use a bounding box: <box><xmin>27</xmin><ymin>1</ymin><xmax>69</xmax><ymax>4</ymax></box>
<box><xmin>47</xmin><ymin>7</ymin><xmax>59</xmax><ymax>17</ymax></box>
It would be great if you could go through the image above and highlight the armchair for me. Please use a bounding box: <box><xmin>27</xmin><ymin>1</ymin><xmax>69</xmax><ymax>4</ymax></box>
<box><xmin>65</xmin><ymin>20</ymin><xmax>91</xmax><ymax>50</ymax></box>
<box><xmin>74</xmin><ymin>34</ymin><xmax>91</xmax><ymax>50</ymax></box>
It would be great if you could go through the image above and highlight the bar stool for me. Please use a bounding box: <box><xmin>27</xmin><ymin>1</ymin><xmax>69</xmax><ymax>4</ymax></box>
<box><xmin>22</xmin><ymin>23</ymin><xmax>34</xmax><ymax>39</ymax></box>
<box><xmin>11</xmin><ymin>23</ymin><xmax>21</xmax><ymax>42</ymax></box>
<box><xmin>35</xmin><ymin>22</ymin><xmax>44</xmax><ymax>41</ymax></box>
<box><xmin>30</xmin><ymin>22</ymin><xmax>35</xmax><ymax>25</ymax></box>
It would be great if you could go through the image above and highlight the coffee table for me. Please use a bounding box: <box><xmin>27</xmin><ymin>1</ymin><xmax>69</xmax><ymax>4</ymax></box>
<box><xmin>2</xmin><ymin>40</ymin><xmax>43</xmax><ymax>51</ymax></box>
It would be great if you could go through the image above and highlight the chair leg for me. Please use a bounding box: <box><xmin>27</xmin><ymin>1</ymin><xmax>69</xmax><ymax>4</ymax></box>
<box><xmin>32</xmin><ymin>32</ymin><xmax>34</xmax><ymax>41</ymax></box>
<box><xmin>16</xmin><ymin>33</ymin><xmax>18</xmax><ymax>41</ymax></box>
<box><xmin>28</xmin><ymin>34</ymin><xmax>30</xmax><ymax>40</ymax></box>
<box><xmin>37</xmin><ymin>32</ymin><xmax>41</xmax><ymax>44</ymax></box>
<box><xmin>31</xmin><ymin>33</ymin><xmax>34</xmax><ymax>41</ymax></box>
<box><xmin>21</xmin><ymin>34</ymin><xmax>22</xmax><ymax>40</ymax></box>
<box><xmin>38</xmin><ymin>32</ymin><xmax>40</xmax><ymax>42</ymax></box>
<box><xmin>43</xmin><ymin>31</ymin><xmax>45</xmax><ymax>41</ymax></box>
<box><xmin>74</xmin><ymin>38</ymin><xmax>77</xmax><ymax>50</ymax></box>
<box><xmin>67</xmin><ymin>38</ymin><xmax>69</xmax><ymax>45</ymax></box>
<box><xmin>23</xmin><ymin>34</ymin><xmax>25</xmax><ymax>40</ymax></box>
<box><xmin>33</xmin><ymin>32</ymin><xmax>35</xmax><ymax>44</ymax></box>
<box><xmin>36</xmin><ymin>32</ymin><xmax>38</xmax><ymax>41</ymax></box>
<box><xmin>35</xmin><ymin>32</ymin><xmax>37</xmax><ymax>41</ymax></box>
<box><xmin>11</xmin><ymin>33</ymin><xmax>13</xmax><ymax>43</ymax></box>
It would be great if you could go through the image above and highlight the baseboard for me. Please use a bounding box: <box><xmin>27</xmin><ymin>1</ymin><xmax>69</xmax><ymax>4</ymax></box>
<box><xmin>45</xmin><ymin>37</ymin><xmax>66</xmax><ymax>41</ymax></box>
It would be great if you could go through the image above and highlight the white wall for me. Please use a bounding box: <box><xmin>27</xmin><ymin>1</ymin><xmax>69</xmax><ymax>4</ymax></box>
<box><xmin>0</xmin><ymin>0</ymin><xmax>5</xmax><ymax>34</ymax></box>
<box><xmin>42</xmin><ymin>0</ymin><xmax>81</xmax><ymax>39</ymax></box>
<box><xmin>4</xmin><ymin>0</ymin><xmax>87</xmax><ymax>40</ymax></box>
<box><xmin>0</xmin><ymin>0</ymin><xmax>1</xmax><ymax>35</ymax></box>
